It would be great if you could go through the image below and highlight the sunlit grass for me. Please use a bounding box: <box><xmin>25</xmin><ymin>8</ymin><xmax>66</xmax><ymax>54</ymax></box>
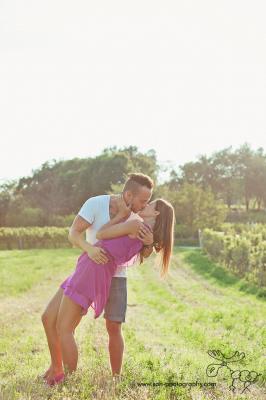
<box><xmin>0</xmin><ymin>247</ymin><xmax>265</xmax><ymax>399</ymax></box>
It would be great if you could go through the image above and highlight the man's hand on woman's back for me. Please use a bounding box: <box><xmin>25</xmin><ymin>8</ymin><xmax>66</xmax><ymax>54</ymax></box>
<box><xmin>68</xmin><ymin>215</ymin><xmax>109</xmax><ymax>264</ymax></box>
<box><xmin>86</xmin><ymin>245</ymin><xmax>109</xmax><ymax>264</ymax></box>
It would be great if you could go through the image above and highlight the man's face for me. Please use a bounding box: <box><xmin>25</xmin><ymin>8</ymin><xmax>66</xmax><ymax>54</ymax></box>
<box><xmin>124</xmin><ymin>186</ymin><xmax>152</xmax><ymax>213</ymax></box>
<box><xmin>138</xmin><ymin>200</ymin><xmax>158</xmax><ymax>218</ymax></box>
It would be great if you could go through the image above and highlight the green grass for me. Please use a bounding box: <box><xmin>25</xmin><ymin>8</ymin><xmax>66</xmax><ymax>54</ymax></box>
<box><xmin>0</xmin><ymin>247</ymin><xmax>265</xmax><ymax>399</ymax></box>
<box><xmin>0</xmin><ymin>248</ymin><xmax>80</xmax><ymax>296</ymax></box>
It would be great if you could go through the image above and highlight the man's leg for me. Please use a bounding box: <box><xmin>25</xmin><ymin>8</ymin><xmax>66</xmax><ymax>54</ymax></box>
<box><xmin>103</xmin><ymin>277</ymin><xmax>127</xmax><ymax>377</ymax></box>
<box><xmin>105</xmin><ymin>319</ymin><xmax>124</xmax><ymax>376</ymax></box>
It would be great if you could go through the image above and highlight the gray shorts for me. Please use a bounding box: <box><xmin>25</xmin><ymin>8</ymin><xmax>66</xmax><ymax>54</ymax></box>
<box><xmin>103</xmin><ymin>277</ymin><xmax>127</xmax><ymax>323</ymax></box>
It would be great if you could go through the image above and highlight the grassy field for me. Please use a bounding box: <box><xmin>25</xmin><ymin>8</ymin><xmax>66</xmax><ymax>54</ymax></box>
<box><xmin>0</xmin><ymin>247</ymin><xmax>265</xmax><ymax>400</ymax></box>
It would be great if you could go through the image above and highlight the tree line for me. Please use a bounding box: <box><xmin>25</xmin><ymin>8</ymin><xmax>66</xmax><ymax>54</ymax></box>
<box><xmin>0</xmin><ymin>143</ymin><xmax>266</xmax><ymax>229</ymax></box>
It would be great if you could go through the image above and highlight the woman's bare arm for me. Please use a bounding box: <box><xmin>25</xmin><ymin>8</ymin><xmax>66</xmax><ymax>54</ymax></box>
<box><xmin>96</xmin><ymin>219</ymin><xmax>142</xmax><ymax>240</ymax></box>
<box><xmin>97</xmin><ymin>211</ymin><xmax>128</xmax><ymax>233</ymax></box>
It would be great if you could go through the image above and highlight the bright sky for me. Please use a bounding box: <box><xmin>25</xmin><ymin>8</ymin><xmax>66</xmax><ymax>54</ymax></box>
<box><xmin>0</xmin><ymin>0</ymin><xmax>265</xmax><ymax>184</ymax></box>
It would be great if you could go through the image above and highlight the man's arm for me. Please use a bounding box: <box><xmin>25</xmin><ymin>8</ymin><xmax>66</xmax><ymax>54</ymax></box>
<box><xmin>68</xmin><ymin>215</ymin><xmax>108</xmax><ymax>264</ymax></box>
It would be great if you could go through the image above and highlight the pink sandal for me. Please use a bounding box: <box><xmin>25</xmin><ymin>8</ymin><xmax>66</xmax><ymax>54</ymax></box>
<box><xmin>46</xmin><ymin>372</ymin><xmax>65</xmax><ymax>386</ymax></box>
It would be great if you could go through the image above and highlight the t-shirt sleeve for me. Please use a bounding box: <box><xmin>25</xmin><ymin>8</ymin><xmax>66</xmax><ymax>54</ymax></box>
<box><xmin>78</xmin><ymin>197</ymin><xmax>98</xmax><ymax>224</ymax></box>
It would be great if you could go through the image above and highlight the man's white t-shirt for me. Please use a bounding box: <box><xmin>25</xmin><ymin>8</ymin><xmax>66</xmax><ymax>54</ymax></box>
<box><xmin>78</xmin><ymin>194</ymin><xmax>138</xmax><ymax>278</ymax></box>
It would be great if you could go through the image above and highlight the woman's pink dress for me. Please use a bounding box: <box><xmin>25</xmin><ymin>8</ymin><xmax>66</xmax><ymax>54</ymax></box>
<box><xmin>60</xmin><ymin>234</ymin><xmax>143</xmax><ymax>318</ymax></box>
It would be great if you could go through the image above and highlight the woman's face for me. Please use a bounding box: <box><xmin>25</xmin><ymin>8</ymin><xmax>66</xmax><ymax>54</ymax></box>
<box><xmin>138</xmin><ymin>200</ymin><xmax>158</xmax><ymax>218</ymax></box>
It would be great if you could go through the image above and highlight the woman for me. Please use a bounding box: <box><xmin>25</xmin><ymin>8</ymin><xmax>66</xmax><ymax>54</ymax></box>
<box><xmin>41</xmin><ymin>198</ymin><xmax>175</xmax><ymax>385</ymax></box>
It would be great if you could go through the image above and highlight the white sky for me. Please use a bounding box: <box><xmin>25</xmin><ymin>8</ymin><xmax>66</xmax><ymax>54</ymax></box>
<box><xmin>0</xmin><ymin>0</ymin><xmax>265</xmax><ymax>184</ymax></box>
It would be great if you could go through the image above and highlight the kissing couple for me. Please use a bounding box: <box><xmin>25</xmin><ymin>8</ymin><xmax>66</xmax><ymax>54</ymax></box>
<box><xmin>41</xmin><ymin>173</ymin><xmax>175</xmax><ymax>385</ymax></box>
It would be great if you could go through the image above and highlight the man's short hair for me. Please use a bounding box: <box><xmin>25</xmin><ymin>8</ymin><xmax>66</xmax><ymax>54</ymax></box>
<box><xmin>123</xmin><ymin>173</ymin><xmax>154</xmax><ymax>194</ymax></box>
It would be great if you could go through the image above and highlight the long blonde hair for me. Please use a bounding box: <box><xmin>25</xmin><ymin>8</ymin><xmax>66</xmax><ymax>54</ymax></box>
<box><xmin>140</xmin><ymin>198</ymin><xmax>175</xmax><ymax>277</ymax></box>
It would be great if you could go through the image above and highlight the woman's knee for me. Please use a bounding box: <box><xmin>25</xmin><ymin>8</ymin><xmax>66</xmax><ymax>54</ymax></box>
<box><xmin>56</xmin><ymin>295</ymin><xmax>82</xmax><ymax>336</ymax></box>
<box><xmin>55</xmin><ymin>319</ymin><xmax>65</xmax><ymax>337</ymax></box>
<box><xmin>56</xmin><ymin>319</ymin><xmax>78</xmax><ymax>337</ymax></box>
<box><xmin>56</xmin><ymin>314</ymin><xmax>78</xmax><ymax>337</ymax></box>
<box><xmin>41</xmin><ymin>308</ymin><xmax>53</xmax><ymax>326</ymax></box>
<box><xmin>41</xmin><ymin>289</ymin><xmax>63</xmax><ymax>326</ymax></box>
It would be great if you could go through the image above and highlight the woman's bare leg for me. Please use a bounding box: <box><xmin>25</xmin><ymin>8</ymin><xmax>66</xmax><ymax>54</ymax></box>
<box><xmin>41</xmin><ymin>288</ymin><xmax>64</xmax><ymax>378</ymax></box>
<box><xmin>41</xmin><ymin>288</ymin><xmax>82</xmax><ymax>380</ymax></box>
<box><xmin>56</xmin><ymin>294</ymin><xmax>83</xmax><ymax>374</ymax></box>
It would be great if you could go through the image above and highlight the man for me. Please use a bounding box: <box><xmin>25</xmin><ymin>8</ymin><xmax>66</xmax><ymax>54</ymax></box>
<box><xmin>68</xmin><ymin>172</ymin><xmax>154</xmax><ymax>377</ymax></box>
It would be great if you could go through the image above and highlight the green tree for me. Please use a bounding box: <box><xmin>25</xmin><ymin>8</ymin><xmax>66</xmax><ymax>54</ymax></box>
<box><xmin>173</xmin><ymin>183</ymin><xmax>227</xmax><ymax>234</ymax></box>
<box><xmin>2</xmin><ymin>146</ymin><xmax>159</xmax><ymax>226</ymax></box>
